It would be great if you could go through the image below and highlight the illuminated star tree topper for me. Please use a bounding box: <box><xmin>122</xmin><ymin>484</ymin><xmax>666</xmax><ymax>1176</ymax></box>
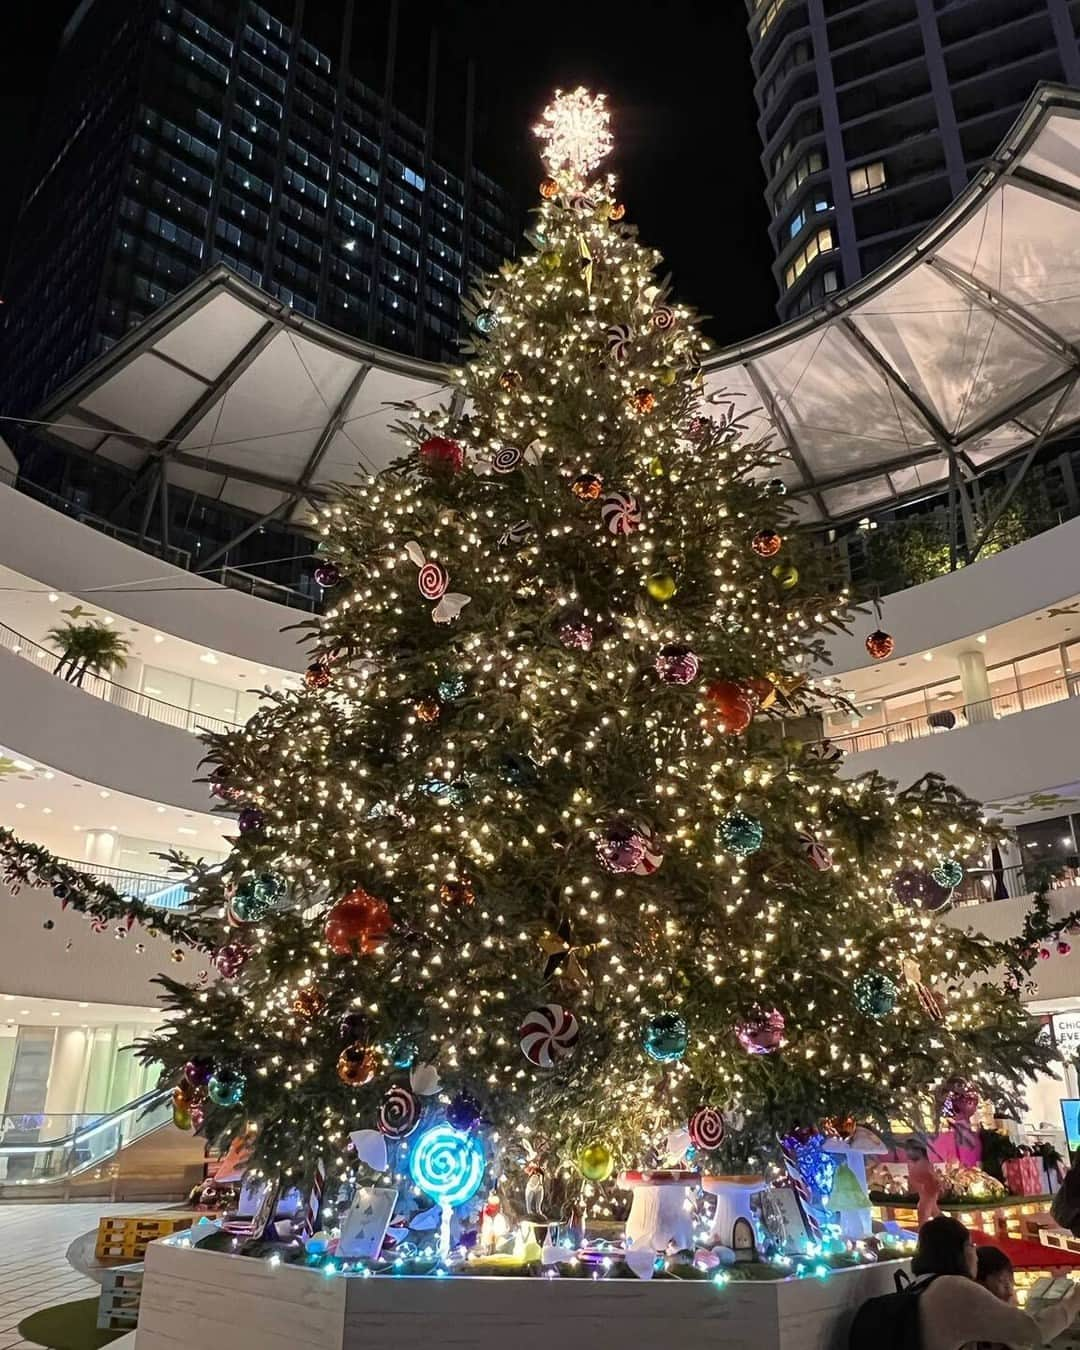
<box><xmin>533</xmin><ymin>87</ymin><xmax>613</xmax><ymax>185</ymax></box>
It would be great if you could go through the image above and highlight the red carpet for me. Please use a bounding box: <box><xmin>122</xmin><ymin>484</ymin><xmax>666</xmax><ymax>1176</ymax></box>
<box><xmin>970</xmin><ymin>1227</ymin><xmax>1080</xmax><ymax>1268</ymax></box>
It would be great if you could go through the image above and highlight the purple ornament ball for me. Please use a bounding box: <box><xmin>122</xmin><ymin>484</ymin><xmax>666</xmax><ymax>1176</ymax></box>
<box><xmin>558</xmin><ymin>619</ymin><xmax>594</xmax><ymax>652</ymax></box>
<box><xmin>184</xmin><ymin>1058</ymin><xmax>214</xmax><ymax>1088</ymax></box>
<box><xmin>654</xmin><ymin>644</ymin><xmax>700</xmax><ymax>686</ymax></box>
<box><xmin>237</xmin><ymin>805</ymin><xmax>265</xmax><ymax>835</ymax></box>
<box><xmin>596</xmin><ymin>823</ymin><xmax>646</xmax><ymax>875</ymax></box>
<box><xmin>446</xmin><ymin>1090</ymin><xmax>483</xmax><ymax>1132</ymax></box>
<box><xmin>339</xmin><ymin>1011</ymin><xmax>370</xmax><ymax>1043</ymax></box>
<box><xmin>214</xmin><ymin>942</ymin><xmax>249</xmax><ymax>979</ymax></box>
<box><xmin>736</xmin><ymin>1006</ymin><xmax>786</xmax><ymax>1056</ymax></box>
<box><xmin>314</xmin><ymin>561</ymin><xmax>342</xmax><ymax>589</ymax></box>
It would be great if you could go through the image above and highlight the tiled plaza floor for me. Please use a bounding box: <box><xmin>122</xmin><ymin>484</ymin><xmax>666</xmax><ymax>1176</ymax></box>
<box><xmin>0</xmin><ymin>1203</ymin><xmax>151</xmax><ymax>1348</ymax></box>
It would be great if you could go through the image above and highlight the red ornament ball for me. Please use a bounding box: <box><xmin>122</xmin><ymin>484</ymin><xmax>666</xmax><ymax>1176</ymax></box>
<box><xmin>751</xmin><ymin>529</ymin><xmax>783</xmax><ymax>558</ymax></box>
<box><xmin>414</xmin><ymin>697</ymin><xmax>441</xmax><ymax>725</ymax></box>
<box><xmin>304</xmin><ymin>661</ymin><xmax>331</xmax><ymax>690</ymax></box>
<box><xmin>499</xmin><ymin>368</ymin><xmax>523</xmax><ymax>393</ymax></box>
<box><xmin>1059</xmin><ymin>940</ymin><xmax>1073</xmax><ymax>956</ymax></box>
<box><xmin>324</xmin><ymin>888</ymin><xmax>393</xmax><ymax>956</ymax></box>
<box><xmin>440</xmin><ymin>877</ymin><xmax>476</xmax><ymax>907</ymax></box>
<box><xmin>419</xmin><ymin>435</ymin><xmax>464</xmax><ymax>474</ymax></box>
<box><xmin>608</xmin><ymin>202</ymin><xmax>626</xmax><ymax>221</ymax></box>
<box><xmin>337</xmin><ymin>1043</ymin><xmax>378</xmax><ymax>1086</ymax></box>
<box><xmin>704</xmin><ymin>680</ymin><xmax>755</xmax><ymax>734</ymax></box>
<box><xmin>865</xmin><ymin>629</ymin><xmax>896</xmax><ymax>661</ymax></box>
<box><xmin>629</xmin><ymin>388</ymin><xmax>656</xmax><ymax>414</ymax></box>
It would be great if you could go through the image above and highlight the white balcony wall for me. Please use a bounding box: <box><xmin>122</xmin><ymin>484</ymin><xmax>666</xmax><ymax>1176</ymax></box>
<box><xmin>823</xmin><ymin>513</ymin><xmax>1080</xmax><ymax>677</ymax></box>
<box><xmin>0</xmin><ymin>877</ymin><xmax>177</xmax><ymax>1007</ymax></box>
<box><xmin>0</xmin><ymin>484</ymin><xmax>306</xmax><ymax>672</ymax></box>
<box><xmin>0</xmin><ymin>644</ymin><xmax>211</xmax><ymax>815</ymax></box>
<box><xmin>838</xmin><ymin>693</ymin><xmax>1080</xmax><ymax>805</ymax></box>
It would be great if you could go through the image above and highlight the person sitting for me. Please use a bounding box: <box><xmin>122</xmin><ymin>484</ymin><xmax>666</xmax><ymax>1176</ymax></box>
<box><xmin>913</xmin><ymin>1217</ymin><xmax>1080</xmax><ymax>1350</ymax></box>
<box><xmin>975</xmin><ymin>1245</ymin><xmax>1016</xmax><ymax>1306</ymax></box>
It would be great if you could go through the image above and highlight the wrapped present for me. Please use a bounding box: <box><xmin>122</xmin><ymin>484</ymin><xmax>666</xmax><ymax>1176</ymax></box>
<box><xmin>1003</xmin><ymin>1154</ymin><xmax>1043</xmax><ymax>1197</ymax></box>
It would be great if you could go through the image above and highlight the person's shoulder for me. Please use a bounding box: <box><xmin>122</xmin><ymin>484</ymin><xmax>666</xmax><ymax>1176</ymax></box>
<box><xmin>919</xmin><ymin>1274</ymin><xmax>982</xmax><ymax>1300</ymax></box>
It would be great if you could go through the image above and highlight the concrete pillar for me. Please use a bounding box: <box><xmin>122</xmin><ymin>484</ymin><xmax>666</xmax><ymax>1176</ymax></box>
<box><xmin>43</xmin><ymin>1027</ymin><xmax>89</xmax><ymax>1115</ymax></box>
<box><xmin>958</xmin><ymin>648</ymin><xmax>992</xmax><ymax>724</ymax></box>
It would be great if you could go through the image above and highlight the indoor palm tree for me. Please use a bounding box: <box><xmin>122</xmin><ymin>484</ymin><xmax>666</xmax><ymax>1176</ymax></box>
<box><xmin>47</xmin><ymin>622</ymin><xmax>131</xmax><ymax>687</ymax></box>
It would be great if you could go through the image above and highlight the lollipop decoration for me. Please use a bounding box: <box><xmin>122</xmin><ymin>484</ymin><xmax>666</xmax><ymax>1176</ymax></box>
<box><xmin>688</xmin><ymin>1106</ymin><xmax>726</xmax><ymax>1151</ymax></box>
<box><xmin>408</xmin><ymin>1122</ymin><xmax>487</xmax><ymax>1257</ymax></box>
<box><xmin>601</xmin><ymin>491</ymin><xmax>642</xmax><ymax>535</ymax></box>
<box><xmin>418</xmin><ymin>562</ymin><xmax>449</xmax><ymax>600</ymax></box>
<box><xmin>377</xmin><ymin>1085</ymin><xmax>422</xmax><ymax>1139</ymax></box>
<box><xmin>519</xmin><ymin>1003</ymin><xmax>580</xmax><ymax>1067</ymax></box>
<box><xmin>606</xmin><ymin>324</ymin><xmax>633</xmax><ymax>360</ymax></box>
<box><xmin>651</xmin><ymin>305</ymin><xmax>676</xmax><ymax>332</ymax></box>
<box><xmin>491</xmin><ymin>445</ymin><xmax>524</xmax><ymax>474</ymax></box>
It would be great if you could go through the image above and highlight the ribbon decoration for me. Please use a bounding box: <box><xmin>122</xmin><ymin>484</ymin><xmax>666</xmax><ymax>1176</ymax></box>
<box><xmin>404</xmin><ymin>542</ymin><xmax>471</xmax><ymax>624</ymax></box>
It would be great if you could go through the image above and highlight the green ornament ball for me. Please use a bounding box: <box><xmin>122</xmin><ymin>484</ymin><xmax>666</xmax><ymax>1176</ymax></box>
<box><xmin>931</xmin><ymin>858</ymin><xmax>964</xmax><ymax>890</ymax></box>
<box><xmin>578</xmin><ymin>1141</ymin><xmax>614</xmax><ymax>1181</ymax></box>
<box><xmin>646</xmin><ymin>571</ymin><xmax>678</xmax><ymax>601</ymax></box>
<box><xmin>647</xmin><ymin>455</ymin><xmax>665</xmax><ymax>478</ymax></box>
<box><xmin>642</xmin><ymin>1010</ymin><xmax>688</xmax><ymax>1063</ymax></box>
<box><xmin>771</xmin><ymin>563</ymin><xmax>799</xmax><ymax>589</ymax></box>
<box><xmin>541</xmin><ymin>250</ymin><xmax>562</xmax><ymax>271</ymax></box>
<box><xmin>853</xmin><ymin>971</ymin><xmax>898</xmax><ymax>1019</ymax></box>
<box><xmin>718</xmin><ymin>810</ymin><xmax>764</xmax><ymax>857</ymax></box>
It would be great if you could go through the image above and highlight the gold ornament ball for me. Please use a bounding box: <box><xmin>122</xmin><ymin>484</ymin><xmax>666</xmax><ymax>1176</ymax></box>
<box><xmin>170</xmin><ymin>947</ymin><xmax>184</xmax><ymax>963</ymax></box>
<box><xmin>578</xmin><ymin>1141</ymin><xmax>614</xmax><ymax>1181</ymax></box>
<box><xmin>172</xmin><ymin>1103</ymin><xmax>192</xmax><ymax>1131</ymax></box>
<box><xmin>630</xmin><ymin>388</ymin><xmax>656</xmax><ymax>414</ymax></box>
<box><xmin>415</xmin><ymin>697</ymin><xmax>441</xmax><ymax>725</ymax></box>
<box><xmin>772</xmin><ymin>562</ymin><xmax>799</xmax><ymax>589</ymax></box>
<box><xmin>609</xmin><ymin>202</ymin><xmax>626</xmax><ymax>221</ymax></box>
<box><xmin>540</xmin><ymin>251</ymin><xmax>562</xmax><ymax>272</ymax></box>
<box><xmin>337</xmin><ymin>1042</ymin><xmax>378</xmax><ymax>1087</ymax></box>
<box><xmin>646</xmin><ymin>571</ymin><xmax>678</xmax><ymax>602</ymax></box>
<box><xmin>499</xmin><ymin>368</ymin><xmax>523</xmax><ymax>393</ymax></box>
<box><xmin>865</xmin><ymin>629</ymin><xmax>896</xmax><ymax>660</ymax></box>
<box><xmin>539</xmin><ymin>177</ymin><xmax>559</xmax><ymax>200</ymax></box>
<box><xmin>440</xmin><ymin>877</ymin><xmax>476</xmax><ymax>907</ymax></box>
<box><xmin>293</xmin><ymin>987</ymin><xmax>327</xmax><ymax>1021</ymax></box>
<box><xmin>571</xmin><ymin>473</ymin><xmax>604</xmax><ymax>502</ymax></box>
<box><xmin>657</xmin><ymin>367</ymin><xmax>678</xmax><ymax>388</ymax></box>
<box><xmin>751</xmin><ymin>528</ymin><xmax>783</xmax><ymax>558</ymax></box>
<box><xmin>647</xmin><ymin>455</ymin><xmax>665</xmax><ymax>478</ymax></box>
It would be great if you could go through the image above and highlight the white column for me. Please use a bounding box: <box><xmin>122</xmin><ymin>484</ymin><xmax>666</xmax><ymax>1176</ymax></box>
<box><xmin>83</xmin><ymin>830</ymin><xmax>118</xmax><ymax>867</ymax></box>
<box><xmin>43</xmin><ymin>1027</ymin><xmax>89</xmax><ymax>1115</ymax></box>
<box><xmin>958</xmin><ymin>648</ymin><xmax>992</xmax><ymax>723</ymax></box>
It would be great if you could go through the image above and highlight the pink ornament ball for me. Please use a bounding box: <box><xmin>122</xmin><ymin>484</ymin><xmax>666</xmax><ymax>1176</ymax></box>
<box><xmin>1059</xmin><ymin>940</ymin><xmax>1072</xmax><ymax>956</ymax></box>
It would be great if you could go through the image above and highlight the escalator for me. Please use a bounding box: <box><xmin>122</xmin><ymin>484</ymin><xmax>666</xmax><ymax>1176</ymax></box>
<box><xmin>0</xmin><ymin>1088</ymin><xmax>206</xmax><ymax>1201</ymax></box>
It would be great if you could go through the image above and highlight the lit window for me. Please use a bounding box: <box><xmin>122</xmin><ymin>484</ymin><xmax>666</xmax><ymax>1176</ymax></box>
<box><xmin>758</xmin><ymin>0</ymin><xmax>786</xmax><ymax>39</ymax></box>
<box><xmin>784</xmin><ymin>227</ymin><xmax>836</xmax><ymax>291</ymax></box>
<box><xmin>849</xmin><ymin>161</ymin><xmax>886</xmax><ymax>197</ymax></box>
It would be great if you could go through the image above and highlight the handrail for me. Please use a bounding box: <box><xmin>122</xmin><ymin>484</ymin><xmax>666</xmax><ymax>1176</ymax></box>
<box><xmin>0</xmin><ymin>1088</ymin><xmax>168</xmax><ymax>1154</ymax></box>
<box><xmin>0</xmin><ymin>618</ymin><xmax>241</xmax><ymax>736</ymax></box>
<box><xmin>50</xmin><ymin>855</ymin><xmax>191</xmax><ymax>911</ymax></box>
<box><xmin>822</xmin><ymin>672</ymin><xmax>1077</xmax><ymax>754</ymax></box>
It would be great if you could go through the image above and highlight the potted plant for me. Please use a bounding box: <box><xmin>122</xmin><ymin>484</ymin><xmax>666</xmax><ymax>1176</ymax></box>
<box><xmin>47</xmin><ymin>621</ymin><xmax>130</xmax><ymax>687</ymax></box>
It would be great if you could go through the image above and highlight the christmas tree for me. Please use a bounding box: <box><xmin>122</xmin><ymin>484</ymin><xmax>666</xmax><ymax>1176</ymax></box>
<box><xmin>4</xmin><ymin>90</ymin><xmax>1064</xmax><ymax>1246</ymax></box>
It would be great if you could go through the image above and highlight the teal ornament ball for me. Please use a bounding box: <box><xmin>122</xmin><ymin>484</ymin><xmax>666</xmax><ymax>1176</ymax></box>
<box><xmin>930</xmin><ymin>858</ymin><xmax>964</xmax><ymax>890</ymax></box>
<box><xmin>642</xmin><ymin>1011</ymin><xmax>688</xmax><ymax>1063</ymax></box>
<box><xmin>853</xmin><ymin>971</ymin><xmax>898</xmax><ymax>1019</ymax></box>
<box><xmin>475</xmin><ymin>307</ymin><xmax>499</xmax><ymax>335</ymax></box>
<box><xmin>207</xmin><ymin>1067</ymin><xmax>246</xmax><ymax>1107</ymax></box>
<box><xmin>230</xmin><ymin>879</ymin><xmax>273</xmax><ymax>923</ymax></box>
<box><xmin>391</xmin><ymin>1036</ymin><xmax>419</xmax><ymax>1069</ymax></box>
<box><xmin>718</xmin><ymin>810</ymin><xmax>764</xmax><ymax>858</ymax></box>
<box><xmin>253</xmin><ymin>872</ymin><xmax>285</xmax><ymax>905</ymax></box>
<box><xmin>437</xmin><ymin>674</ymin><xmax>467</xmax><ymax>703</ymax></box>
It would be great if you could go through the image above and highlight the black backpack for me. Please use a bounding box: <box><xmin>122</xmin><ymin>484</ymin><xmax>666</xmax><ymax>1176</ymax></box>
<box><xmin>849</xmin><ymin>1272</ymin><xmax>937</xmax><ymax>1350</ymax></box>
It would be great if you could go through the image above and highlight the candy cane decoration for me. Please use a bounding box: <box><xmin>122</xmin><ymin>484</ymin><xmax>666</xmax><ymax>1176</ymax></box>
<box><xmin>780</xmin><ymin>1140</ymin><xmax>822</xmax><ymax>1244</ymax></box>
<box><xmin>304</xmin><ymin>1157</ymin><xmax>326</xmax><ymax>1235</ymax></box>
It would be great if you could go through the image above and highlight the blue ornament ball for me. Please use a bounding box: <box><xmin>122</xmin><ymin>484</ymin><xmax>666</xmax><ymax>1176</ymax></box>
<box><xmin>642</xmin><ymin>1011</ymin><xmax>689</xmax><ymax>1063</ymax></box>
<box><xmin>718</xmin><ymin>810</ymin><xmax>764</xmax><ymax>857</ymax></box>
<box><xmin>207</xmin><ymin>1067</ymin><xmax>246</xmax><ymax>1108</ymax></box>
<box><xmin>391</xmin><ymin>1036</ymin><xmax>419</xmax><ymax>1069</ymax></box>
<box><xmin>852</xmin><ymin>971</ymin><xmax>898</xmax><ymax>1018</ymax></box>
<box><xmin>445</xmin><ymin>1090</ymin><xmax>483</xmax><ymax>1133</ymax></box>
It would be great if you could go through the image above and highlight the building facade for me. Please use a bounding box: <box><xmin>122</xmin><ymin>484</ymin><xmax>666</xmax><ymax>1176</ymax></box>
<box><xmin>0</xmin><ymin>0</ymin><xmax>515</xmax><ymax>424</ymax></box>
<box><xmin>747</xmin><ymin>0</ymin><xmax>1080</xmax><ymax>321</ymax></box>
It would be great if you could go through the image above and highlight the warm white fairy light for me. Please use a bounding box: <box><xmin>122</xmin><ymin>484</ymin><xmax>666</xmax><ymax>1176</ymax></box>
<box><xmin>534</xmin><ymin>87</ymin><xmax>613</xmax><ymax>182</ymax></box>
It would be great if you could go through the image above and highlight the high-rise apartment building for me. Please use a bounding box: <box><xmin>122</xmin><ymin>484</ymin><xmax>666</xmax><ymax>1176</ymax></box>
<box><xmin>0</xmin><ymin>0</ymin><xmax>515</xmax><ymax>422</ymax></box>
<box><xmin>747</xmin><ymin>0</ymin><xmax>1080</xmax><ymax>322</ymax></box>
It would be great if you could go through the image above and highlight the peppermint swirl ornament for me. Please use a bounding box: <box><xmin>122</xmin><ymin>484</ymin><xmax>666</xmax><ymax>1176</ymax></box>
<box><xmin>601</xmin><ymin>491</ymin><xmax>642</xmax><ymax>535</ymax></box>
<box><xmin>606</xmin><ymin>324</ymin><xmax>633</xmax><ymax>360</ymax></box>
<box><xmin>519</xmin><ymin>1003</ymin><xmax>580</xmax><ymax>1068</ymax></box>
<box><xmin>417</xmin><ymin>561</ymin><xmax>449</xmax><ymax>601</ymax></box>
<box><xmin>491</xmin><ymin>445</ymin><xmax>523</xmax><ymax>474</ymax></box>
<box><xmin>651</xmin><ymin>305</ymin><xmax>676</xmax><ymax>332</ymax></box>
<box><xmin>632</xmin><ymin>823</ymin><xmax>664</xmax><ymax>875</ymax></box>
<box><xmin>797</xmin><ymin>830</ymin><xmax>833</xmax><ymax>872</ymax></box>
<box><xmin>377</xmin><ymin>1085</ymin><xmax>421</xmax><ymax>1139</ymax></box>
<box><xmin>688</xmin><ymin>1105</ymin><xmax>726</xmax><ymax>1151</ymax></box>
<box><xmin>499</xmin><ymin>520</ymin><xmax>533</xmax><ymax>549</ymax></box>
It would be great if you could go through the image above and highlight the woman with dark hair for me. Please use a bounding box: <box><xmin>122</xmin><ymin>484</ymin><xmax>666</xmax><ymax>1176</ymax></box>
<box><xmin>911</xmin><ymin>1218</ymin><xmax>1080</xmax><ymax>1350</ymax></box>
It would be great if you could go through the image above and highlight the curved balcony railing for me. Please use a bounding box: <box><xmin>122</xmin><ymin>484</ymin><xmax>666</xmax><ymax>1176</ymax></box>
<box><xmin>822</xmin><ymin>673</ymin><xmax>1078</xmax><ymax>755</ymax></box>
<box><xmin>0</xmin><ymin>619</ymin><xmax>241</xmax><ymax>737</ymax></box>
<box><xmin>51</xmin><ymin>855</ymin><xmax>190</xmax><ymax>911</ymax></box>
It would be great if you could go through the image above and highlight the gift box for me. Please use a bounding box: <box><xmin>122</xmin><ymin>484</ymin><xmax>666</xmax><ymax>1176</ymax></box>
<box><xmin>1003</xmin><ymin>1155</ymin><xmax>1043</xmax><ymax>1197</ymax></box>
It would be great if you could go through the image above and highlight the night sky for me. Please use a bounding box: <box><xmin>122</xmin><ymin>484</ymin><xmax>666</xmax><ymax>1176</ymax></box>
<box><xmin>0</xmin><ymin>0</ymin><xmax>779</xmax><ymax>348</ymax></box>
